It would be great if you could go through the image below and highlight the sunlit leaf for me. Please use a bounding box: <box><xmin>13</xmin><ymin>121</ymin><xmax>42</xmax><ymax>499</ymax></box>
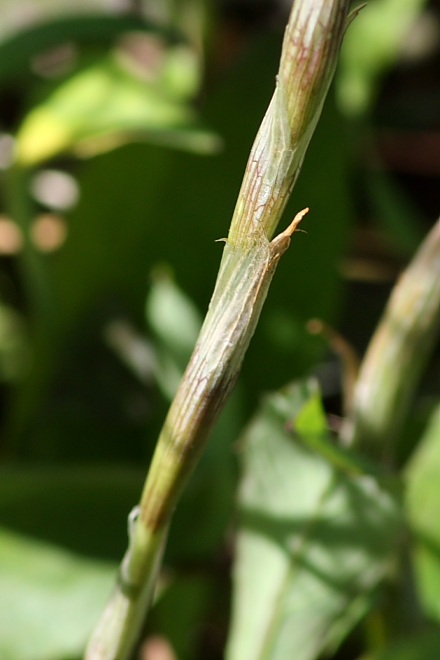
<box><xmin>16</xmin><ymin>53</ymin><xmax>219</xmax><ymax>164</ymax></box>
<box><xmin>226</xmin><ymin>378</ymin><xmax>400</xmax><ymax>660</ymax></box>
<box><xmin>0</xmin><ymin>527</ymin><xmax>116</xmax><ymax>660</ymax></box>
<box><xmin>406</xmin><ymin>403</ymin><xmax>440</xmax><ymax>621</ymax></box>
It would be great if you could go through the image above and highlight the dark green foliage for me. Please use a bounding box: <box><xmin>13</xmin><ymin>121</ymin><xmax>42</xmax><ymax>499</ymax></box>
<box><xmin>0</xmin><ymin>1</ymin><xmax>440</xmax><ymax>659</ymax></box>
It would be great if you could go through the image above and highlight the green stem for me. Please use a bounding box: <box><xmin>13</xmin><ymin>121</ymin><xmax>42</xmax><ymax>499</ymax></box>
<box><xmin>85</xmin><ymin>2</ymin><xmax>353</xmax><ymax>658</ymax></box>
<box><xmin>86</xmin><ymin>212</ymin><xmax>307</xmax><ymax>660</ymax></box>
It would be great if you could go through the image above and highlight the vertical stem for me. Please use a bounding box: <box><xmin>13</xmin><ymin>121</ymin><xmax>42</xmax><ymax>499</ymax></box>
<box><xmin>85</xmin><ymin>2</ymin><xmax>353</xmax><ymax>658</ymax></box>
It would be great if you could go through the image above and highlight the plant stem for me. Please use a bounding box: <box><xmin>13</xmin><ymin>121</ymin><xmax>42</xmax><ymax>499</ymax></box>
<box><xmin>342</xmin><ymin>216</ymin><xmax>440</xmax><ymax>454</ymax></box>
<box><xmin>85</xmin><ymin>2</ymin><xmax>353</xmax><ymax>658</ymax></box>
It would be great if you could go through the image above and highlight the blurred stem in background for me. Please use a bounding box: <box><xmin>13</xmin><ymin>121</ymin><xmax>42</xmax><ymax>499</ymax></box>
<box><xmin>342</xmin><ymin>215</ymin><xmax>440</xmax><ymax>457</ymax></box>
<box><xmin>85</xmin><ymin>1</ymin><xmax>354</xmax><ymax>658</ymax></box>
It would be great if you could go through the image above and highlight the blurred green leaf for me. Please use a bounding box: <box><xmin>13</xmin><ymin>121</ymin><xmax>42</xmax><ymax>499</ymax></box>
<box><xmin>146</xmin><ymin>268</ymin><xmax>202</xmax><ymax>398</ymax></box>
<box><xmin>147</xmin><ymin>268</ymin><xmax>201</xmax><ymax>362</ymax></box>
<box><xmin>0</xmin><ymin>447</ymin><xmax>237</xmax><ymax>565</ymax></box>
<box><xmin>367</xmin><ymin>168</ymin><xmax>425</xmax><ymax>257</ymax></box>
<box><xmin>0</xmin><ymin>465</ymin><xmax>145</xmax><ymax>560</ymax></box>
<box><xmin>337</xmin><ymin>0</ymin><xmax>428</xmax><ymax>115</ymax></box>
<box><xmin>16</xmin><ymin>52</ymin><xmax>218</xmax><ymax>164</ymax></box>
<box><xmin>365</xmin><ymin>628</ymin><xmax>440</xmax><ymax>660</ymax></box>
<box><xmin>406</xmin><ymin>403</ymin><xmax>440</xmax><ymax>621</ymax></box>
<box><xmin>149</xmin><ymin>573</ymin><xmax>213</xmax><ymax>660</ymax></box>
<box><xmin>226</xmin><ymin>378</ymin><xmax>400</xmax><ymax>660</ymax></box>
<box><xmin>0</xmin><ymin>302</ymin><xmax>30</xmax><ymax>382</ymax></box>
<box><xmin>0</xmin><ymin>15</ymin><xmax>176</xmax><ymax>82</ymax></box>
<box><xmin>0</xmin><ymin>0</ymin><xmax>126</xmax><ymax>44</ymax></box>
<box><xmin>0</xmin><ymin>526</ymin><xmax>115</xmax><ymax>660</ymax></box>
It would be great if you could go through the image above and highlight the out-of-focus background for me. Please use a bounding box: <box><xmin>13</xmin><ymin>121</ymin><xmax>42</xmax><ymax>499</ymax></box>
<box><xmin>2</xmin><ymin>1</ymin><xmax>440</xmax><ymax>659</ymax></box>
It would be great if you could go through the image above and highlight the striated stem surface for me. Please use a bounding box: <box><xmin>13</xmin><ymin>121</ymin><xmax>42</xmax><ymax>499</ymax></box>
<box><xmin>85</xmin><ymin>2</ymin><xmax>353</xmax><ymax>658</ymax></box>
<box><xmin>228</xmin><ymin>0</ymin><xmax>353</xmax><ymax>244</ymax></box>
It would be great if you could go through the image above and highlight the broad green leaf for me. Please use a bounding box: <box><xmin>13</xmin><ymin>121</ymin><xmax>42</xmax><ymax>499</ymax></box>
<box><xmin>0</xmin><ymin>527</ymin><xmax>116</xmax><ymax>660</ymax></box>
<box><xmin>226</xmin><ymin>378</ymin><xmax>400</xmax><ymax>660</ymax></box>
<box><xmin>16</xmin><ymin>53</ymin><xmax>218</xmax><ymax>164</ymax></box>
<box><xmin>406</xmin><ymin>403</ymin><xmax>440</xmax><ymax>621</ymax></box>
<box><xmin>337</xmin><ymin>0</ymin><xmax>428</xmax><ymax>115</ymax></box>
